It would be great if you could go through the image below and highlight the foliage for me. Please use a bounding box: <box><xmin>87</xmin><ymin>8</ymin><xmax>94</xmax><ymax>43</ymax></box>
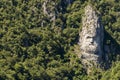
<box><xmin>0</xmin><ymin>0</ymin><xmax>120</xmax><ymax>80</ymax></box>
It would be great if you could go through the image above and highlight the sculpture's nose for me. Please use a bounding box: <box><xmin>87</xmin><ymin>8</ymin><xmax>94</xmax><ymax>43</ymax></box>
<box><xmin>86</xmin><ymin>36</ymin><xmax>94</xmax><ymax>45</ymax></box>
<box><xmin>89</xmin><ymin>38</ymin><xmax>94</xmax><ymax>44</ymax></box>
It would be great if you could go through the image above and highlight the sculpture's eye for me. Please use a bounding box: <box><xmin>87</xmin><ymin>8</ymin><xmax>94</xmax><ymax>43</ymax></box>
<box><xmin>87</xmin><ymin>36</ymin><xmax>92</xmax><ymax>38</ymax></box>
<box><xmin>86</xmin><ymin>36</ymin><xmax>94</xmax><ymax>44</ymax></box>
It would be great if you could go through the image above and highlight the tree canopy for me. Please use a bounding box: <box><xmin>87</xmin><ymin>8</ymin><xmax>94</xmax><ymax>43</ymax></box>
<box><xmin>0</xmin><ymin>0</ymin><xmax>120</xmax><ymax>80</ymax></box>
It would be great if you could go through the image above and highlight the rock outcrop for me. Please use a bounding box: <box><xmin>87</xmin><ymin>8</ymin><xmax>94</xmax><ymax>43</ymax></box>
<box><xmin>42</xmin><ymin>0</ymin><xmax>56</xmax><ymax>22</ymax></box>
<box><xmin>79</xmin><ymin>5</ymin><xmax>104</xmax><ymax>67</ymax></box>
<box><xmin>42</xmin><ymin>0</ymin><xmax>73</xmax><ymax>19</ymax></box>
<box><xmin>42</xmin><ymin>0</ymin><xmax>73</xmax><ymax>27</ymax></box>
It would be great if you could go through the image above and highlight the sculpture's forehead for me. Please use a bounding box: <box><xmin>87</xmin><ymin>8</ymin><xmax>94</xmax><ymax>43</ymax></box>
<box><xmin>84</xmin><ymin>34</ymin><xmax>95</xmax><ymax>38</ymax></box>
<box><xmin>82</xmin><ymin>28</ymin><xmax>96</xmax><ymax>36</ymax></box>
<box><xmin>85</xmin><ymin>5</ymin><xmax>93</xmax><ymax>10</ymax></box>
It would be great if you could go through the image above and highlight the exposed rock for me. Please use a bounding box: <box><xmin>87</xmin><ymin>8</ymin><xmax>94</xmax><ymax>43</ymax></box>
<box><xmin>42</xmin><ymin>0</ymin><xmax>56</xmax><ymax>26</ymax></box>
<box><xmin>78</xmin><ymin>5</ymin><xmax>104</xmax><ymax>67</ymax></box>
<box><xmin>41</xmin><ymin>0</ymin><xmax>74</xmax><ymax>27</ymax></box>
<box><xmin>42</xmin><ymin>0</ymin><xmax>73</xmax><ymax>22</ymax></box>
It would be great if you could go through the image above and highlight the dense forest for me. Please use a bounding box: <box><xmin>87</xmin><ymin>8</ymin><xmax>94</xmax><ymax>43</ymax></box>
<box><xmin>0</xmin><ymin>0</ymin><xmax>120</xmax><ymax>80</ymax></box>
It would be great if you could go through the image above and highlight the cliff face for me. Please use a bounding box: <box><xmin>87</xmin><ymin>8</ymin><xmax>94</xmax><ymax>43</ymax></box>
<box><xmin>79</xmin><ymin>5</ymin><xmax>104</xmax><ymax>66</ymax></box>
<box><xmin>42</xmin><ymin>0</ymin><xmax>73</xmax><ymax>27</ymax></box>
<box><xmin>42</xmin><ymin>0</ymin><xmax>56</xmax><ymax>22</ymax></box>
<box><xmin>42</xmin><ymin>0</ymin><xmax>72</xmax><ymax>20</ymax></box>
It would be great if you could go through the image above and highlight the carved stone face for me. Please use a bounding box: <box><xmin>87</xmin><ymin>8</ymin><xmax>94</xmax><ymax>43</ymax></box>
<box><xmin>80</xmin><ymin>33</ymin><xmax>98</xmax><ymax>54</ymax></box>
<box><xmin>80</xmin><ymin>5</ymin><xmax>102</xmax><ymax>54</ymax></box>
<box><xmin>79</xmin><ymin>5</ymin><xmax>103</xmax><ymax>67</ymax></box>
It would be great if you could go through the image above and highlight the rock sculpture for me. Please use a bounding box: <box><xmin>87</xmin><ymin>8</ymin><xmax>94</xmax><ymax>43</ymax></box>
<box><xmin>79</xmin><ymin>5</ymin><xmax>104</xmax><ymax>67</ymax></box>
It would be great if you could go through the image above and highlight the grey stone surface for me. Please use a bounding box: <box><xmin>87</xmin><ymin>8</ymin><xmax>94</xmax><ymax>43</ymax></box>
<box><xmin>79</xmin><ymin>5</ymin><xmax>104</xmax><ymax>66</ymax></box>
<box><xmin>42</xmin><ymin>0</ymin><xmax>56</xmax><ymax>22</ymax></box>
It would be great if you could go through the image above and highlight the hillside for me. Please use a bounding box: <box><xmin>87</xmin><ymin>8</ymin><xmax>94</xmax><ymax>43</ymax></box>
<box><xmin>0</xmin><ymin>0</ymin><xmax>120</xmax><ymax>80</ymax></box>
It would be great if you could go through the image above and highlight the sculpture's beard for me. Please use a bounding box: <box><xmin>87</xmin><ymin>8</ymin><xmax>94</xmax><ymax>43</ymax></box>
<box><xmin>81</xmin><ymin>41</ymin><xmax>98</xmax><ymax>54</ymax></box>
<box><xmin>86</xmin><ymin>44</ymin><xmax>97</xmax><ymax>53</ymax></box>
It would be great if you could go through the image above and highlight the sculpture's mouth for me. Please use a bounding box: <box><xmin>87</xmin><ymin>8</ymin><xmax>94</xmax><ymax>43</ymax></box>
<box><xmin>85</xmin><ymin>44</ymin><xmax>97</xmax><ymax>53</ymax></box>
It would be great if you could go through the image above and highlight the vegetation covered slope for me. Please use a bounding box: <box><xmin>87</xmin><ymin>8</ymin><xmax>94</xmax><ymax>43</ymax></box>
<box><xmin>0</xmin><ymin>0</ymin><xmax>120</xmax><ymax>80</ymax></box>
